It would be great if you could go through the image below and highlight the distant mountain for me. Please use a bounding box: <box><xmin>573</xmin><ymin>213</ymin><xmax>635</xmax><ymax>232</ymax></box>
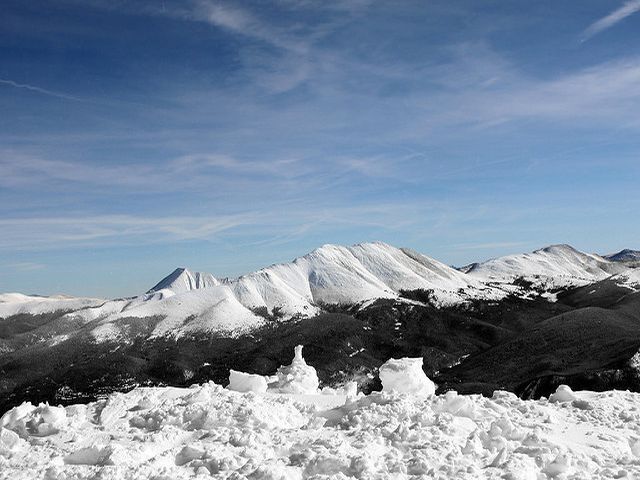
<box><xmin>605</xmin><ymin>249</ymin><xmax>640</xmax><ymax>263</ymax></box>
<box><xmin>465</xmin><ymin>244</ymin><xmax>627</xmax><ymax>288</ymax></box>
<box><xmin>148</xmin><ymin>267</ymin><xmax>219</xmax><ymax>293</ymax></box>
<box><xmin>1</xmin><ymin>242</ymin><xmax>638</xmax><ymax>344</ymax></box>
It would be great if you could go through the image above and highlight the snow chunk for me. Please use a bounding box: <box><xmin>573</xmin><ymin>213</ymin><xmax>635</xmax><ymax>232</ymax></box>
<box><xmin>549</xmin><ymin>385</ymin><xmax>576</xmax><ymax>403</ymax></box>
<box><xmin>0</xmin><ymin>402</ymin><xmax>66</xmax><ymax>438</ymax></box>
<box><xmin>0</xmin><ymin>428</ymin><xmax>24</xmax><ymax>457</ymax></box>
<box><xmin>379</xmin><ymin>357</ymin><xmax>436</xmax><ymax>395</ymax></box>
<box><xmin>228</xmin><ymin>369</ymin><xmax>268</xmax><ymax>393</ymax></box>
<box><xmin>275</xmin><ymin>345</ymin><xmax>319</xmax><ymax>394</ymax></box>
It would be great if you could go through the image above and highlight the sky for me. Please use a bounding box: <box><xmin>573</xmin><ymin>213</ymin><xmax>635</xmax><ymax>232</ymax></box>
<box><xmin>1</xmin><ymin>0</ymin><xmax>640</xmax><ymax>297</ymax></box>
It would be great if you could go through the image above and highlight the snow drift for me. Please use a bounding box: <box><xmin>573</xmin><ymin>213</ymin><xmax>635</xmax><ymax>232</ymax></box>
<box><xmin>2</xmin><ymin>376</ymin><xmax>639</xmax><ymax>479</ymax></box>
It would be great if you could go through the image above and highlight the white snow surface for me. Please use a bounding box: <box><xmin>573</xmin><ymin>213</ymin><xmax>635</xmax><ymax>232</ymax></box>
<box><xmin>466</xmin><ymin>244</ymin><xmax>628</xmax><ymax>289</ymax></box>
<box><xmin>2</xmin><ymin>383</ymin><xmax>640</xmax><ymax>479</ymax></box>
<box><xmin>379</xmin><ymin>357</ymin><xmax>436</xmax><ymax>395</ymax></box>
<box><xmin>223</xmin><ymin>242</ymin><xmax>504</xmax><ymax>311</ymax></box>
<box><xmin>228</xmin><ymin>370</ymin><xmax>268</xmax><ymax>394</ymax></box>
<box><xmin>275</xmin><ymin>345</ymin><xmax>320</xmax><ymax>394</ymax></box>
<box><xmin>0</xmin><ymin>293</ymin><xmax>104</xmax><ymax>317</ymax></box>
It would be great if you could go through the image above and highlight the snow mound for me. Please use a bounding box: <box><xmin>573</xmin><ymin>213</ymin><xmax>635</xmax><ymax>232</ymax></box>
<box><xmin>549</xmin><ymin>384</ymin><xmax>577</xmax><ymax>403</ymax></box>
<box><xmin>379</xmin><ymin>357</ymin><xmax>436</xmax><ymax>395</ymax></box>
<box><xmin>2</xmin><ymin>380</ymin><xmax>640</xmax><ymax>478</ymax></box>
<box><xmin>275</xmin><ymin>345</ymin><xmax>319</xmax><ymax>394</ymax></box>
<box><xmin>228</xmin><ymin>370</ymin><xmax>268</xmax><ymax>393</ymax></box>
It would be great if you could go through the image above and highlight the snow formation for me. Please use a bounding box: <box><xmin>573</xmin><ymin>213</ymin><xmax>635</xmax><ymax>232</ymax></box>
<box><xmin>228</xmin><ymin>370</ymin><xmax>268</xmax><ymax>394</ymax></box>
<box><xmin>275</xmin><ymin>345</ymin><xmax>320</xmax><ymax>394</ymax></box>
<box><xmin>2</xmin><ymin>381</ymin><xmax>640</xmax><ymax>479</ymax></box>
<box><xmin>379</xmin><ymin>357</ymin><xmax>436</xmax><ymax>395</ymax></box>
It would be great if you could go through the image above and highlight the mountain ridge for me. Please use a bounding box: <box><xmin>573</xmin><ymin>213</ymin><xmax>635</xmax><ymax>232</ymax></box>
<box><xmin>1</xmin><ymin>241</ymin><xmax>638</xmax><ymax>342</ymax></box>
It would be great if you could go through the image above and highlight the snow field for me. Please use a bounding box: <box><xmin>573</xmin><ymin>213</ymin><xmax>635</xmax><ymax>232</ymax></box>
<box><xmin>3</xmin><ymin>383</ymin><xmax>640</xmax><ymax>479</ymax></box>
<box><xmin>2</xmin><ymin>351</ymin><xmax>640</xmax><ymax>479</ymax></box>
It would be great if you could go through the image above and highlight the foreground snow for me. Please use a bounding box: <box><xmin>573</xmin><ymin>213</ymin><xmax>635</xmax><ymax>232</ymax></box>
<box><xmin>3</xmin><ymin>382</ymin><xmax>640</xmax><ymax>479</ymax></box>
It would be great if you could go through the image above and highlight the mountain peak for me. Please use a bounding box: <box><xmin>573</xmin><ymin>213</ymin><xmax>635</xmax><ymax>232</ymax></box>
<box><xmin>535</xmin><ymin>244</ymin><xmax>580</xmax><ymax>255</ymax></box>
<box><xmin>148</xmin><ymin>267</ymin><xmax>219</xmax><ymax>294</ymax></box>
<box><xmin>605</xmin><ymin>249</ymin><xmax>640</xmax><ymax>262</ymax></box>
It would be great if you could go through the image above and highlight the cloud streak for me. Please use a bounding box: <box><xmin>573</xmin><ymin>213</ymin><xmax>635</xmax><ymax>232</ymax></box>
<box><xmin>582</xmin><ymin>0</ymin><xmax>640</xmax><ymax>41</ymax></box>
<box><xmin>0</xmin><ymin>214</ymin><xmax>255</xmax><ymax>250</ymax></box>
<box><xmin>0</xmin><ymin>78</ymin><xmax>83</xmax><ymax>101</ymax></box>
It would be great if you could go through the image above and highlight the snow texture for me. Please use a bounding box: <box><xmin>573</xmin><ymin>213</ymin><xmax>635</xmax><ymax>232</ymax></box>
<box><xmin>2</xmin><ymin>382</ymin><xmax>640</xmax><ymax>479</ymax></box>
<box><xmin>379</xmin><ymin>357</ymin><xmax>436</xmax><ymax>395</ymax></box>
<box><xmin>275</xmin><ymin>345</ymin><xmax>320</xmax><ymax>394</ymax></box>
<box><xmin>227</xmin><ymin>370</ymin><xmax>268</xmax><ymax>394</ymax></box>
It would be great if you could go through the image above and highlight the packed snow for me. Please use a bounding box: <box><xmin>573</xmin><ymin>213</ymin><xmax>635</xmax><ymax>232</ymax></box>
<box><xmin>2</xmin><ymin>348</ymin><xmax>640</xmax><ymax>479</ymax></box>
<box><xmin>378</xmin><ymin>357</ymin><xmax>436</xmax><ymax>396</ymax></box>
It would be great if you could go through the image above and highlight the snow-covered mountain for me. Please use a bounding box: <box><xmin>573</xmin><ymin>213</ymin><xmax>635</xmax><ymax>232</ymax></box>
<box><xmin>1</xmin><ymin>242</ymin><xmax>638</xmax><ymax>343</ymax></box>
<box><xmin>222</xmin><ymin>242</ymin><xmax>501</xmax><ymax>314</ymax></box>
<box><xmin>0</xmin><ymin>293</ymin><xmax>104</xmax><ymax>318</ymax></box>
<box><xmin>147</xmin><ymin>267</ymin><xmax>219</xmax><ymax>293</ymax></box>
<box><xmin>605</xmin><ymin>249</ymin><xmax>640</xmax><ymax>263</ymax></box>
<box><xmin>84</xmin><ymin>242</ymin><xmax>507</xmax><ymax>340</ymax></box>
<box><xmin>465</xmin><ymin>244</ymin><xmax>628</xmax><ymax>288</ymax></box>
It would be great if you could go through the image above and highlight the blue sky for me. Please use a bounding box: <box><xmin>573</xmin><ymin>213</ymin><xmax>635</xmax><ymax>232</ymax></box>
<box><xmin>1</xmin><ymin>0</ymin><xmax>640</xmax><ymax>297</ymax></box>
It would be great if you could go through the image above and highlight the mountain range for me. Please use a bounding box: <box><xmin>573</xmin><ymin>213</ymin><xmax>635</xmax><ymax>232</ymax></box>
<box><xmin>1</xmin><ymin>241</ymin><xmax>639</xmax><ymax>413</ymax></box>
<box><xmin>1</xmin><ymin>242</ymin><xmax>638</xmax><ymax>342</ymax></box>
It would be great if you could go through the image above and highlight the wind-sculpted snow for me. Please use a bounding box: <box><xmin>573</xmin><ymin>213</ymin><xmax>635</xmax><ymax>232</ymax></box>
<box><xmin>2</xmin><ymin>382</ymin><xmax>640</xmax><ymax>479</ymax></box>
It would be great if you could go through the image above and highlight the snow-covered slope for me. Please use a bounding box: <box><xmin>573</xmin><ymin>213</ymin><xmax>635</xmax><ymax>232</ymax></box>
<box><xmin>147</xmin><ymin>267</ymin><xmax>219</xmax><ymax>293</ymax></box>
<box><xmin>226</xmin><ymin>242</ymin><xmax>502</xmax><ymax>310</ymax></box>
<box><xmin>92</xmin><ymin>285</ymin><xmax>264</xmax><ymax>341</ymax></box>
<box><xmin>466</xmin><ymin>244</ymin><xmax>627</xmax><ymax>288</ymax></box>
<box><xmin>0</xmin><ymin>293</ymin><xmax>104</xmax><ymax>318</ymax></box>
<box><xmin>609</xmin><ymin>269</ymin><xmax>640</xmax><ymax>291</ymax></box>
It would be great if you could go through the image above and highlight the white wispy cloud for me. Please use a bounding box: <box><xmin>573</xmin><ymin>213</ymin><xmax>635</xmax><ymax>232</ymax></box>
<box><xmin>6</xmin><ymin>262</ymin><xmax>46</xmax><ymax>272</ymax></box>
<box><xmin>0</xmin><ymin>78</ymin><xmax>83</xmax><ymax>101</ymax></box>
<box><xmin>582</xmin><ymin>0</ymin><xmax>640</xmax><ymax>41</ymax></box>
<box><xmin>0</xmin><ymin>214</ymin><xmax>255</xmax><ymax>250</ymax></box>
